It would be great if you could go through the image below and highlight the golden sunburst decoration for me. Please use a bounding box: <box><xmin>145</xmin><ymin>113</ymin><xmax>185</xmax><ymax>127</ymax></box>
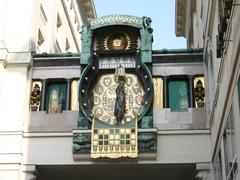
<box><xmin>103</xmin><ymin>32</ymin><xmax>131</xmax><ymax>51</ymax></box>
<box><xmin>95</xmin><ymin>27</ymin><xmax>138</xmax><ymax>52</ymax></box>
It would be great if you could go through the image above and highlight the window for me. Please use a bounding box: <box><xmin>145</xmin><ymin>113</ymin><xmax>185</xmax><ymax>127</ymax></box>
<box><xmin>223</xmin><ymin>107</ymin><xmax>238</xmax><ymax>180</ymax></box>
<box><xmin>30</xmin><ymin>79</ymin><xmax>80</xmax><ymax>113</ymax></box>
<box><xmin>54</xmin><ymin>40</ymin><xmax>61</xmax><ymax>53</ymax></box>
<box><xmin>56</xmin><ymin>14</ymin><xmax>63</xmax><ymax>52</ymax></box>
<box><xmin>40</xmin><ymin>4</ymin><xmax>47</xmax><ymax>23</ymax></box>
<box><xmin>167</xmin><ymin>78</ymin><xmax>189</xmax><ymax>111</ymax></box>
<box><xmin>217</xmin><ymin>0</ymin><xmax>233</xmax><ymax>58</ymax></box>
<box><xmin>152</xmin><ymin>77</ymin><xmax>163</xmax><ymax>109</ymax></box>
<box><xmin>57</xmin><ymin>14</ymin><xmax>62</xmax><ymax>28</ymax></box>
<box><xmin>66</xmin><ymin>38</ymin><xmax>70</xmax><ymax>51</ymax></box>
<box><xmin>70</xmin><ymin>79</ymin><xmax>79</xmax><ymax>110</ymax></box>
<box><xmin>37</xmin><ymin>29</ymin><xmax>44</xmax><ymax>46</ymax></box>
<box><xmin>46</xmin><ymin>81</ymin><xmax>67</xmax><ymax>113</ymax></box>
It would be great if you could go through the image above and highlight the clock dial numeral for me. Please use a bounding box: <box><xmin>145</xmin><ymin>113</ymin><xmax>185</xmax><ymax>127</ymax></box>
<box><xmin>98</xmin><ymin>57</ymin><xmax>136</xmax><ymax>69</ymax></box>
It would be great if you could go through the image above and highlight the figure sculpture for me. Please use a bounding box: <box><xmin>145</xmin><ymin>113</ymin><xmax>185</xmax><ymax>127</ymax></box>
<box><xmin>114</xmin><ymin>65</ymin><xmax>126</xmax><ymax>125</ymax></box>
<box><xmin>114</xmin><ymin>77</ymin><xmax>126</xmax><ymax>125</ymax></box>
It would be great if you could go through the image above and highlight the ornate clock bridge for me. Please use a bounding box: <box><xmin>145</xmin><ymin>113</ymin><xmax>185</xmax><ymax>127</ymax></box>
<box><xmin>73</xmin><ymin>14</ymin><xmax>157</xmax><ymax>159</ymax></box>
<box><xmin>29</xmin><ymin>14</ymin><xmax>209</xmax><ymax>180</ymax></box>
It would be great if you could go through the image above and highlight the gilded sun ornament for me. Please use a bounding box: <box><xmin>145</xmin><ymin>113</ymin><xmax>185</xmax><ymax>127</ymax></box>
<box><xmin>103</xmin><ymin>32</ymin><xmax>131</xmax><ymax>51</ymax></box>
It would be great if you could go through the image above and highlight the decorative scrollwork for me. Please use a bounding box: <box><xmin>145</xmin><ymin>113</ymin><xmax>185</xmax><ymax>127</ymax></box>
<box><xmin>194</xmin><ymin>79</ymin><xmax>205</xmax><ymax>108</ymax></box>
<box><xmin>30</xmin><ymin>81</ymin><xmax>42</xmax><ymax>111</ymax></box>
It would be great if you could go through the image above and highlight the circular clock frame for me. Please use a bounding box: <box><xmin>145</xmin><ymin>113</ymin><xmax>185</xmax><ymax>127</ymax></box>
<box><xmin>91</xmin><ymin>74</ymin><xmax>144</xmax><ymax>125</ymax></box>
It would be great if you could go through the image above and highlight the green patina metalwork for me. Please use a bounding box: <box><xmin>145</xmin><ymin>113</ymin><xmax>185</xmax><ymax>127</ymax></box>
<box><xmin>140</xmin><ymin>17</ymin><xmax>153</xmax><ymax>63</ymax></box>
<box><xmin>138</xmin><ymin>131</ymin><xmax>157</xmax><ymax>153</ymax></box>
<box><xmin>141</xmin><ymin>116</ymin><xmax>153</xmax><ymax>128</ymax></box>
<box><xmin>90</xmin><ymin>14</ymin><xmax>143</xmax><ymax>30</ymax></box>
<box><xmin>155</xmin><ymin>48</ymin><xmax>203</xmax><ymax>54</ymax></box>
<box><xmin>80</xmin><ymin>25</ymin><xmax>92</xmax><ymax>65</ymax></box>
<box><xmin>72</xmin><ymin>130</ymin><xmax>157</xmax><ymax>154</ymax></box>
<box><xmin>74</xmin><ymin>14</ymin><xmax>156</xmax><ymax>156</ymax></box>
<box><xmin>73</xmin><ymin>132</ymin><xmax>91</xmax><ymax>153</ymax></box>
<box><xmin>168</xmin><ymin>80</ymin><xmax>189</xmax><ymax>112</ymax></box>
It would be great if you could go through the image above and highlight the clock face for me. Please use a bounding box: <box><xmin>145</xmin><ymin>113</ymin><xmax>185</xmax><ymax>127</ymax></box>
<box><xmin>92</xmin><ymin>74</ymin><xmax>144</xmax><ymax>125</ymax></box>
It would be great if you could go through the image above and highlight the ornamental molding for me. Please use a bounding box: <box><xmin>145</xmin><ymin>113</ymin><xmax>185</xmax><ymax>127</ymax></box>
<box><xmin>90</xmin><ymin>14</ymin><xmax>143</xmax><ymax>29</ymax></box>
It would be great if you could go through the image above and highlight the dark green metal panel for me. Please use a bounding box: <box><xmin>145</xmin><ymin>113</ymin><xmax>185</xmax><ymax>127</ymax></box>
<box><xmin>140</xmin><ymin>17</ymin><xmax>153</xmax><ymax>64</ymax></box>
<box><xmin>141</xmin><ymin>116</ymin><xmax>153</xmax><ymax>128</ymax></box>
<box><xmin>168</xmin><ymin>80</ymin><xmax>189</xmax><ymax>111</ymax></box>
<box><xmin>80</xmin><ymin>25</ymin><xmax>92</xmax><ymax>65</ymax></box>
<box><xmin>89</xmin><ymin>14</ymin><xmax>143</xmax><ymax>30</ymax></box>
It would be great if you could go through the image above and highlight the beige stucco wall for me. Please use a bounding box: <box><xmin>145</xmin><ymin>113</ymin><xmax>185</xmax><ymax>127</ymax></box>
<box><xmin>0</xmin><ymin>0</ymin><xmax>95</xmax><ymax>179</ymax></box>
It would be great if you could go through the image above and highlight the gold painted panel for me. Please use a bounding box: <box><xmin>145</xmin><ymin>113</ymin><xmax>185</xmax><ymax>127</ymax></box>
<box><xmin>71</xmin><ymin>79</ymin><xmax>79</xmax><ymax>111</ymax></box>
<box><xmin>194</xmin><ymin>76</ymin><xmax>205</xmax><ymax>108</ymax></box>
<box><xmin>91</xmin><ymin>121</ymin><xmax>138</xmax><ymax>158</ymax></box>
<box><xmin>153</xmin><ymin>77</ymin><xmax>163</xmax><ymax>108</ymax></box>
<box><xmin>30</xmin><ymin>81</ymin><xmax>42</xmax><ymax>111</ymax></box>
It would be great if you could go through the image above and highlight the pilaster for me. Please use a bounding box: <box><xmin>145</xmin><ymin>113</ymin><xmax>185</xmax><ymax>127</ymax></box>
<box><xmin>188</xmin><ymin>75</ymin><xmax>194</xmax><ymax>108</ymax></box>
<box><xmin>163</xmin><ymin>76</ymin><xmax>168</xmax><ymax>108</ymax></box>
<box><xmin>0</xmin><ymin>41</ymin><xmax>7</xmax><ymax>124</ymax></box>
<box><xmin>0</xmin><ymin>164</ymin><xmax>20</xmax><ymax>180</ymax></box>
<box><xmin>40</xmin><ymin>79</ymin><xmax>46</xmax><ymax>111</ymax></box>
<box><xmin>20</xmin><ymin>165</ymin><xmax>36</xmax><ymax>180</ymax></box>
<box><xmin>66</xmin><ymin>79</ymin><xmax>71</xmax><ymax>110</ymax></box>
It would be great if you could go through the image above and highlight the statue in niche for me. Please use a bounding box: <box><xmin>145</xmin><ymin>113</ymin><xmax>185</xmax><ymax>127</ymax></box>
<box><xmin>30</xmin><ymin>83</ymin><xmax>41</xmax><ymax>111</ymax></box>
<box><xmin>194</xmin><ymin>80</ymin><xmax>205</xmax><ymax>108</ymax></box>
<box><xmin>48</xmin><ymin>88</ymin><xmax>61</xmax><ymax>113</ymax></box>
<box><xmin>143</xmin><ymin>16</ymin><xmax>153</xmax><ymax>33</ymax></box>
<box><xmin>114</xmin><ymin>65</ymin><xmax>126</xmax><ymax>125</ymax></box>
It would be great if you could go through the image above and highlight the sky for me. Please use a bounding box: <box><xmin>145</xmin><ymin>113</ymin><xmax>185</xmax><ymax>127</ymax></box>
<box><xmin>93</xmin><ymin>0</ymin><xmax>186</xmax><ymax>50</ymax></box>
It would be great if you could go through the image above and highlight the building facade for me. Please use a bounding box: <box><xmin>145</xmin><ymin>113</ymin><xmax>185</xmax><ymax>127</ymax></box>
<box><xmin>24</xmin><ymin>14</ymin><xmax>210</xmax><ymax>179</ymax></box>
<box><xmin>176</xmin><ymin>0</ymin><xmax>240</xmax><ymax>179</ymax></box>
<box><xmin>0</xmin><ymin>0</ymin><xmax>95</xmax><ymax>179</ymax></box>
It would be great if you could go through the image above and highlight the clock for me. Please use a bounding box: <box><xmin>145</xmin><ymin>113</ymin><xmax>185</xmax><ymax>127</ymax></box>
<box><xmin>92</xmin><ymin>74</ymin><xmax>144</xmax><ymax>125</ymax></box>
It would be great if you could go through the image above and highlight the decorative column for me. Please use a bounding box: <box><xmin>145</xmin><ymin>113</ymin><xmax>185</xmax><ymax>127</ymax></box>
<box><xmin>188</xmin><ymin>75</ymin><xmax>194</xmax><ymax>108</ymax></box>
<box><xmin>163</xmin><ymin>76</ymin><xmax>168</xmax><ymax>108</ymax></box>
<box><xmin>40</xmin><ymin>79</ymin><xmax>46</xmax><ymax>111</ymax></box>
<box><xmin>66</xmin><ymin>79</ymin><xmax>71</xmax><ymax>110</ymax></box>
<box><xmin>0</xmin><ymin>42</ymin><xmax>7</xmax><ymax>114</ymax></box>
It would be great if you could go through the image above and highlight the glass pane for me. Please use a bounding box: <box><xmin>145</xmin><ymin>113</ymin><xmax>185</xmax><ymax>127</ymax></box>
<box><xmin>71</xmin><ymin>79</ymin><xmax>79</xmax><ymax>110</ymax></box>
<box><xmin>30</xmin><ymin>81</ymin><xmax>42</xmax><ymax>111</ymax></box>
<box><xmin>168</xmin><ymin>80</ymin><xmax>189</xmax><ymax>111</ymax></box>
<box><xmin>47</xmin><ymin>83</ymin><xmax>67</xmax><ymax>113</ymax></box>
<box><xmin>224</xmin><ymin>107</ymin><xmax>237</xmax><ymax>178</ymax></box>
<box><xmin>153</xmin><ymin>77</ymin><xmax>163</xmax><ymax>108</ymax></box>
<box><xmin>194</xmin><ymin>76</ymin><xmax>205</xmax><ymax>108</ymax></box>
